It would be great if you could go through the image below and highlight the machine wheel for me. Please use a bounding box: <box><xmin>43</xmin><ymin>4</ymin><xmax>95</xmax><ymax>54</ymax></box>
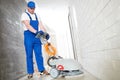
<box><xmin>50</xmin><ymin>68</ymin><xmax>60</xmax><ymax>78</ymax></box>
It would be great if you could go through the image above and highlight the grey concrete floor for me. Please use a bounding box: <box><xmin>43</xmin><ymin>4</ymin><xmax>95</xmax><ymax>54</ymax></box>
<box><xmin>18</xmin><ymin>71</ymin><xmax>100</xmax><ymax>80</ymax></box>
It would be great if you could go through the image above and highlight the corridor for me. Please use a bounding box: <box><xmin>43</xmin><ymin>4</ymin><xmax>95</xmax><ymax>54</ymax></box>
<box><xmin>18</xmin><ymin>71</ymin><xmax>99</xmax><ymax>80</ymax></box>
<box><xmin>0</xmin><ymin>0</ymin><xmax>120</xmax><ymax>80</ymax></box>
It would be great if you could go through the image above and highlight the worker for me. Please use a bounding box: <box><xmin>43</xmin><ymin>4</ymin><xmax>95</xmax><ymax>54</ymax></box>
<box><xmin>21</xmin><ymin>1</ymin><xmax>50</xmax><ymax>79</ymax></box>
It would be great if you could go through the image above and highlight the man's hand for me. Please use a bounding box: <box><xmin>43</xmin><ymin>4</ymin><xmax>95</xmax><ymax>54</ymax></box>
<box><xmin>35</xmin><ymin>30</ymin><xmax>50</xmax><ymax>40</ymax></box>
<box><xmin>36</xmin><ymin>30</ymin><xmax>44</xmax><ymax>35</ymax></box>
<box><xmin>45</xmin><ymin>33</ymin><xmax>50</xmax><ymax>40</ymax></box>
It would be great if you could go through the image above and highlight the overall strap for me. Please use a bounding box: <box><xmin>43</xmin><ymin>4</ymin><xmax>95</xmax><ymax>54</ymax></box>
<box><xmin>25</xmin><ymin>12</ymin><xmax>38</xmax><ymax>21</ymax></box>
<box><xmin>34</xmin><ymin>13</ymin><xmax>38</xmax><ymax>21</ymax></box>
<box><xmin>25</xmin><ymin>12</ymin><xmax>32</xmax><ymax>20</ymax></box>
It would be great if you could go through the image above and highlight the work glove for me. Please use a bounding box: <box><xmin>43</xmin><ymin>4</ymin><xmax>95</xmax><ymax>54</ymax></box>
<box><xmin>36</xmin><ymin>30</ymin><xmax>44</xmax><ymax>35</ymax></box>
<box><xmin>35</xmin><ymin>30</ymin><xmax>50</xmax><ymax>40</ymax></box>
<box><xmin>45</xmin><ymin>33</ymin><xmax>50</xmax><ymax>40</ymax></box>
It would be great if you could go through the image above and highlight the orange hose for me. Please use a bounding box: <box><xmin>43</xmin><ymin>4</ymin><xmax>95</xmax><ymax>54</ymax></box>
<box><xmin>44</xmin><ymin>43</ymin><xmax>56</xmax><ymax>56</ymax></box>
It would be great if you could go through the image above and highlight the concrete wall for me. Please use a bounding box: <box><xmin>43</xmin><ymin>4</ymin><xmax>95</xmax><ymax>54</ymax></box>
<box><xmin>0</xmin><ymin>0</ymin><xmax>26</xmax><ymax>80</ymax></box>
<box><xmin>69</xmin><ymin>0</ymin><xmax>120</xmax><ymax>80</ymax></box>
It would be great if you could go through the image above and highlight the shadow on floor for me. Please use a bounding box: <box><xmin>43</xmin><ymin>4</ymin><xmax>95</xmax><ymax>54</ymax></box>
<box><xmin>18</xmin><ymin>71</ymin><xmax>100</xmax><ymax>80</ymax></box>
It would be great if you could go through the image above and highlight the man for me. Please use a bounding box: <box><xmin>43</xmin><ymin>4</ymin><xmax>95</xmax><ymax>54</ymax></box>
<box><xmin>21</xmin><ymin>1</ymin><xmax>49</xmax><ymax>79</ymax></box>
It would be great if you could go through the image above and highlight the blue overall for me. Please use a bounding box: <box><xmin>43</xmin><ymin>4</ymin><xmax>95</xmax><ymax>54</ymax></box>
<box><xmin>24</xmin><ymin>12</ymin><xmax>45</xmax><ymax>74</ymax></box>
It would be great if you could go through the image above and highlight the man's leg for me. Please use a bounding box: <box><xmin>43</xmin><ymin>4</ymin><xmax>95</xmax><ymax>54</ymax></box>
<box><xmin>24</xmin><ymin>37</ymin><xmax>34</xmax><ymax>74</ymax></box>
<box><xmin>33</xmin><ymin>39</ymin><xmax>45</xmax><ymax>72</ymax></box>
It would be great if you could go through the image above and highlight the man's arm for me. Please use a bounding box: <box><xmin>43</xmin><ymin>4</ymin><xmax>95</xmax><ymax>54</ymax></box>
<box><xmin>22</xmin><ymin>20</ymin><xmax>37</xmax><ymax>34</ymax></box>
<box><xmin>39</xmin><ymin>21</ymin><xmax>46</xmax><ymax>32</ymax></box>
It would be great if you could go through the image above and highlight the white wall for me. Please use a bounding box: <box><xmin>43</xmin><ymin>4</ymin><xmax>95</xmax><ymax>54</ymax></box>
<box><xmin>34</xmin><ymin>0</ymin><xmax>74</xmax><ymax>59</ymax></box>
<box><xmin>69</xmin><ymin>0</ymin><xmax>120</xmax><ymax>80</ymax></box>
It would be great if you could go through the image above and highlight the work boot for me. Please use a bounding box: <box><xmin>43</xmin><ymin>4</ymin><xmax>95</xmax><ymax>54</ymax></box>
<box><xmin>40</xmin><ymin>70</ymin><xmax>50</xmax><ymax>75</ymax></box>
<box><xmin>28</xmin><ymin>74</ymin><xmax>33</xmax><ymax>79</ymax></box>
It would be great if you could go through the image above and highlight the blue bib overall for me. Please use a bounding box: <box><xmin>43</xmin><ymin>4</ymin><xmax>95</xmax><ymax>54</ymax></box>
<box><xmin>24</xmin><ymin>12</ymin><xmax>45</xmax><ymax>74</ymax></box>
